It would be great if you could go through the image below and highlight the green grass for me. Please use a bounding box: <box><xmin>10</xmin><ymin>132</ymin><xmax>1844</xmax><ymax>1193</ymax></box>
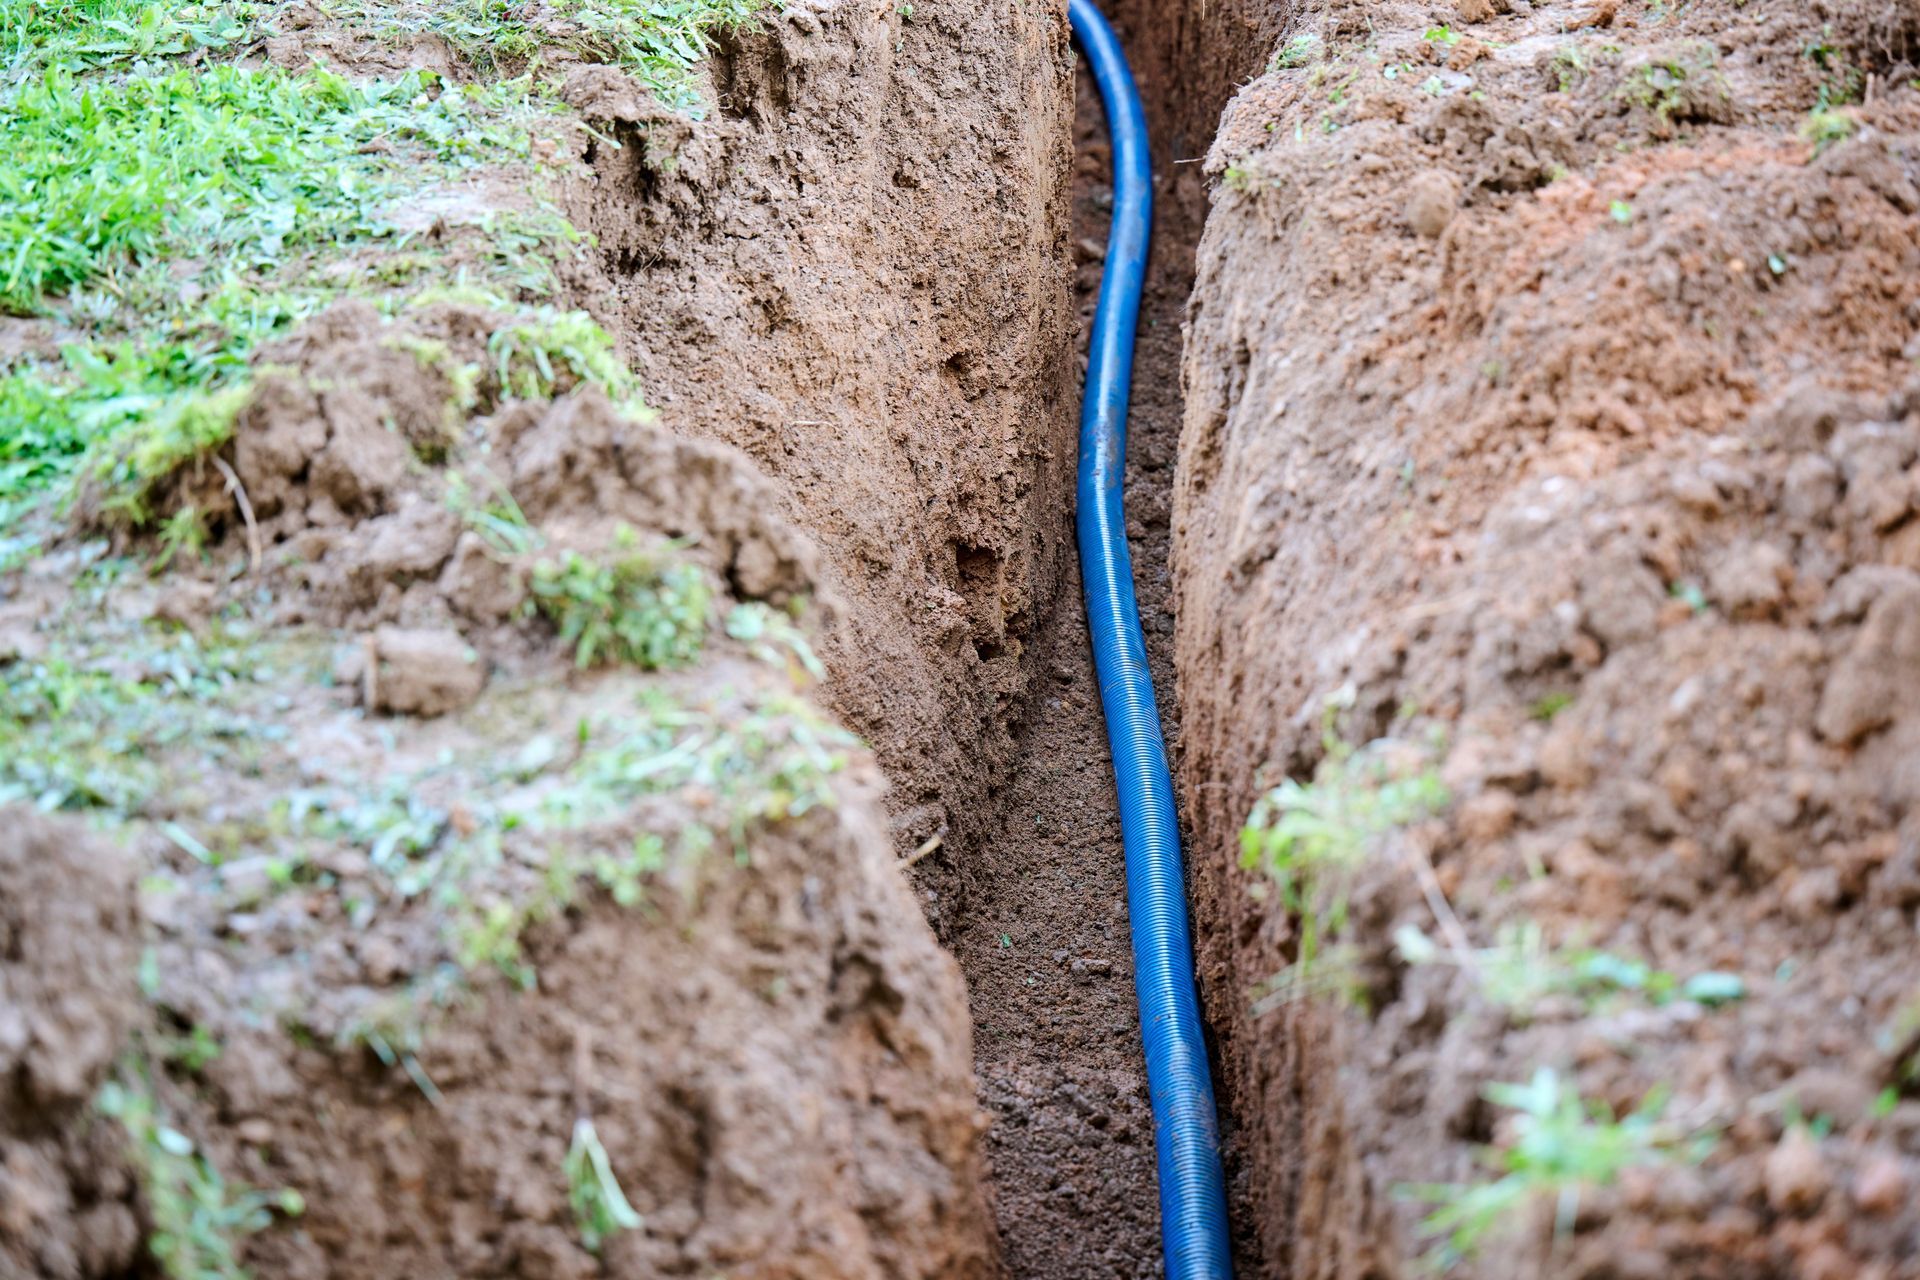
<box><xmin>1</xmin><ymin>64</ymin><xmax>528</xmax><ymax>315</ymax></box>
<box><xmin>0</xmin><ymin>62</ymin><xmax>581</xmax><ymax>532</ymax></box>
<box><xmin>1400</xmin><ymin>1068</ymin><xmax>1709</xmax><ymax>1269</ymax></box>
<box><xmin>0</xmin><ymin>0</ymin><xmax>255</xmax><ymax>85</ymax></box>
<box><xmin>488</xmin><ymin>306</ymin><xmax>647</xmax><ymax>413</ymax></box>
<box><xmin>530</xmin><ymin>528</ymin><xmax>712</xmax><ymax>669</ymax></box>
<box><xmin>438</xmin><ymin>685</ymin><xmax>855</xmax><ymax>984</ymax></box>
<box><xmin>97</xmin><ymin>1070</ymin><xmax>303</xmax><ymax>1280</ymax></box>
<box><xmin>0</xmin><ymin>623</ymin><xmax>274</xmax><ymax>812</ymax></box>
<box><xmin>1271</xmin><ymin>31</ymin><xmax>1320</xmax><ymax>71</ymax></box>
<box><xmin>344</xmin><ymin>0</ymin><xmax>766</xmax><ymax>110</ymax></box>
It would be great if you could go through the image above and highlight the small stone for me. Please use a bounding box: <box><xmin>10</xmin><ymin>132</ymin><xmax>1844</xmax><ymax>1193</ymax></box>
<box><xmin>236</xmin><ymin>1118</ymin><xmax>275</xmax><ymax>1145</ymax></box>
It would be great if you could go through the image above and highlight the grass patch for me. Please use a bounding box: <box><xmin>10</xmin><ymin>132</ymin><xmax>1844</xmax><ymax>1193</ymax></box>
<box><xmin>530</xmin><ymin>528</ymin><xmax>712</xmax><ymax>670</ymax></box>
<box><xmin>0</xmin><ymin>0</ymin><xmax>255</xmax><ymax>85</ymax></box>
<box><xmin>0</xmin><ymin>62</ymin><xmax>578</xmax><ymax>529</ymax></box>
<box><xmin>1</xmin><ymin>64</ymin><xmax>545</xmax><ymax>316</ymax></box>
<box><xmin>341</xmin><ymin>0</ymin><xmax>766</xmax><ymax>110</ymax></box>
<box><xmin>1400</xmin><ymin>1068</ymin><xmax>1710</xmax><ymax>1268</ymax></box>
<box><xmin>0</xmin><ymin>622</ymin><xmax>277</xmax><ymax>812</ymax></box>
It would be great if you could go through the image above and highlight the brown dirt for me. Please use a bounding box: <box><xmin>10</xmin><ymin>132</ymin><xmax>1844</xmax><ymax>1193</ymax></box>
<box><xmin>0</xmin><ymin>816</ymin><xmax>145</xmax><ymax>1280</ymax></box>
<box><xmin>3</xmin><ymin>343</ymin><xmax>1002</xmax><ymax>1275</ymax></box>
<box><xmin>0</xmin><ymin>0</ymin><xmax>1100</xmax><ymax>1273</ymax></box>
<box><xmin>1171</xmin><ymin>0</ymin><xmax>1920</xmax><ymax>1275</ymax></box>
<box><xmin>558</xmin><ymin>0</ymin><xmax>1081</xmax><ymax>880</ymax></box>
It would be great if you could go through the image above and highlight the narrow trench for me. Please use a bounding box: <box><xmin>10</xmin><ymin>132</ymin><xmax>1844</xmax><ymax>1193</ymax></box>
<box><xmin>945</xmin><ymin>42</ymin><xmax>1216</xmax><ymax>1279</ymax></box>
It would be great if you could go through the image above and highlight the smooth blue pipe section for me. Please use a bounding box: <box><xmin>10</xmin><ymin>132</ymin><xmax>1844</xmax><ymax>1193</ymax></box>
<box><xmin>1068</xmin><ymin>2</ymin><xmax>1232</xmax><ymax>1276</ymax></box>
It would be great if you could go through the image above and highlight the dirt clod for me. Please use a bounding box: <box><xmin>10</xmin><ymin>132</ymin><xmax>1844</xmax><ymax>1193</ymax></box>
<box><xmin>364</xmin><ymin>626</ymin><xmax>487</xmax><ymax>716</ymax></box>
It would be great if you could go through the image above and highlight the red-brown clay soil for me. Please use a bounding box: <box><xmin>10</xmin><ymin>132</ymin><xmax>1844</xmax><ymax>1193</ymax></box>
<box><xmin>1171</xmin><ymin>0</ymin><xmax>1920</xmax><ymax>1275</ymax></box>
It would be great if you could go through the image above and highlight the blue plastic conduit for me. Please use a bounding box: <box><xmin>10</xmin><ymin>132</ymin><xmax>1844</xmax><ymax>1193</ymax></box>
<box><xmin>1068</xmin><ymin>2</ymin><xmax>1233</xmax><ymax>1276</ymax></box>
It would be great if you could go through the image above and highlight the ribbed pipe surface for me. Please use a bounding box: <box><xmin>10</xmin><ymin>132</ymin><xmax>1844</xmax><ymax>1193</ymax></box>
<box><xmin>1068</xmin><ymin>2</ymin><xmax>1233</xmax><ymax>1276</ymax></box>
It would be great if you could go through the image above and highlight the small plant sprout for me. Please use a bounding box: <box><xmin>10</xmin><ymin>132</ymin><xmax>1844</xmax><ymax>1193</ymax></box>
<box><xmin>1801</xmin><ymin>108</ymin><xmax>1856</xmax><ymax>152</ymax></box>
<box><xmin>1241</xmin><ymin>700</ymin><xmax>1449</xmax><ymax>1001</ymax></box>
<box><xmin>1399</xmin><ymin>1068</ymin><xmax>1711</xmax><ymax>1269</ymax></box>
<box><xmin>726</xmin><ymin>601</ymin><xmax>825</xmax><ymax>681</ymax></box>
<box><xmin>1608</xmin><ymin>198</ymin><xmax>1634</xmax><ymax>225</ymax></box>
<box><xmin>567</xmin><ymin>1117</ymin><xmax>643</xmax><ymax>1252</ymax></box>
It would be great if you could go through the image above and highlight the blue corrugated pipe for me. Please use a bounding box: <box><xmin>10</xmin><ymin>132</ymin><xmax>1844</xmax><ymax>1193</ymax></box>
<box><xmin>1068</xmin><ymin>2</ymin><xmax>1234</xmax><ymax>1276</ymax></box>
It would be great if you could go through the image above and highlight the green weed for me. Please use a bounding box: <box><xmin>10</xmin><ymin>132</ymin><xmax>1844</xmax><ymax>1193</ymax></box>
<box><xmin>1552</xmin><ymin>43</ymin><xmax>1589</xmax><ymax>93</ymax></box>
<box><xmin>1396</xmin><ymin>920</ymin><xmax>1746</xmax><ymax>1017</ymax></box>
<box><xmin>529</xmin><ymin>529</ymin><xmax>711</xmax><ymax>670</ymax></box>
<box><xmin>97</xmin><ymin>1071</ymin><xmax>304</xmax><ymax>1280</ymax></box>
<box><xmin>1614</xmin><ymin>44</ymin><xmax>1730</xmax><ymax>133</ymax></box>
<box><xmin>1528</xmin><ymin>691</ymin><xmax>1574</xmax><ymax>721</ymax></box>
<box><xmin>1272</xmin><ymin>31</ymin><xmax>1321</xmax><ymax>71</ymax></box>
<box><xmin>566</xmin><ymin>1116</ymin><xmax>643</xmax><ymax>1251</ymax></box>
<box><xmin>1801</xmin><ymin>107</ymin><xmax>1856</xmax><ymax>151</ymax></box>
<box><xmin>1241</xmin><ymin>711</ymin><xmax>1449</xmax><ymax>999</ymax></box>
<box><xmin>445</xmin><ymin>470</ymin><xmax>543</xmax><ymax>557</ymax></box>
<box><xmin>1400</xmin><ymin>1068</ymin><xmax>1710</xmax><ymax>1269</ymax></box>
<box><xmin>156</xmin><ymin>1023</ymin><xmax>224</xmax><ymax>1073</ymax></box>
<box><xmin>725</xmin><ymin>601</ymin><xmax>825</xmax><ymax>682</ymax></box>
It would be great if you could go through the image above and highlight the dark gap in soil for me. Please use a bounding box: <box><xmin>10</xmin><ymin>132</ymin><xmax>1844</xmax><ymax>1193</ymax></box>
<box><xmin>949</xmin><ymin>20</ymin><xmax>1256</xmax><ymax>1271</ymax></box>
<box><xmin>949</xmin><ymin>3</ymin><xmax>1292</xmax><ymax>1273</ymax></box>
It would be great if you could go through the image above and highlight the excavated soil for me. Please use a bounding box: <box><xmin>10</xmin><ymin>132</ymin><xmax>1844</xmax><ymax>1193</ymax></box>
<box><xmin>0</xmin><ymin>0</ymin><xmax>1099</xmax><ymax>1274</ymax></box>
<box><xmin>1172</xmin><ymin>0</ymin><xmax>1920</xmax><ymax>1275</ymax></box>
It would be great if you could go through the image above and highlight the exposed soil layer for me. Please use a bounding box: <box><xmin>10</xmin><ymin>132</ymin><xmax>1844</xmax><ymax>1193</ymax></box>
<box><xmin>0</xmin><ymin>0</ymin><xmax>1099</xmax><ymax>1273</ymax></box>
<box><xmin>559</xmin><ymin>0</ymin><xmax>1081</xmax><ymax>879</ymax></box>
<box><xmin>1173</xmin><ymin>0</ymin><xmax>1920</xmax><ymax>1275</ymax></box>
